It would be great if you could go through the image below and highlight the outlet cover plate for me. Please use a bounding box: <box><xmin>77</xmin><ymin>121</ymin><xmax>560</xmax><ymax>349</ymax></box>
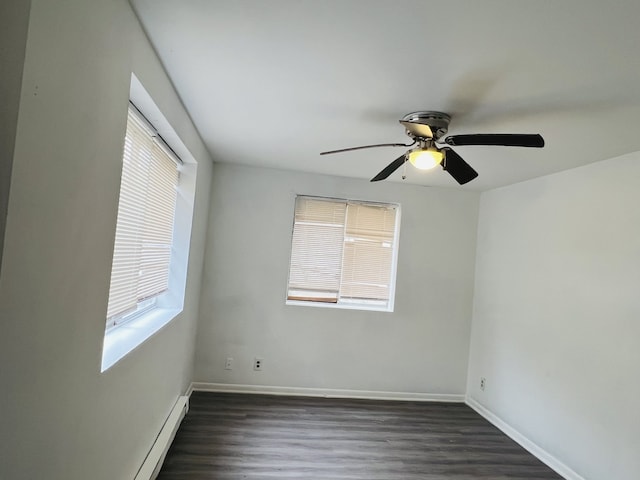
<box><xmin>253</xmin><ymin>357</ymin><xmax>264</xmax><ymax>371</ymax></box>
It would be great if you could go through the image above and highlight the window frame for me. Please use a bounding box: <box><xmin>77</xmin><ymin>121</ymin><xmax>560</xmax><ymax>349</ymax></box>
<box><xmin>285</xmin><ymin>195</ymin><xmax>401</xmax><ymax>313</ymax></box>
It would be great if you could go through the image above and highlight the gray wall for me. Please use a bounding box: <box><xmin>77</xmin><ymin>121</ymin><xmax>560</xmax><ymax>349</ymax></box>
<box><xmin>195</xmin><ymin>163</ymin><xmax>480</xmax><ymax>395</ymax></box>
<box><xmin>0</xmin><ymin>1</ymin><xmax>212</xmax><ymax>479</ymax></box>
<box><xmin>467</xmin><ymin>151</ymin><xmax>640</xmax><ymax>480</ymax></box>
<box><xmin>0</xmin><ymin>0</ymin><xmax>31</xmax><ymax>271</ymax></box>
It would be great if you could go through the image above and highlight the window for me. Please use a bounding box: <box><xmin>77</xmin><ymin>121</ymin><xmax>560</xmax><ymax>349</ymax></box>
<box><xmin>286</xmin><ymin>196</ymin><xmax>400</xmax><ymax>311</ymax></box>
<box><xmin>101</xmin><ymin>80</ymin><xmax>198</xmax><ymax>373</ymax></box>
<box><xmin>105</xmin><ymin>104</ymin><xmax>180</xmax><ymax>328</ymax></box>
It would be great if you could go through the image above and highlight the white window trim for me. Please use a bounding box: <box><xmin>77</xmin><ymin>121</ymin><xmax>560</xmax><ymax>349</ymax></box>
<box><xmin>285</xmin><ymin>195</ymin><xmax>401</xmax><ymax>313</ymax></box>
<box><xmin>101</xmin><ymin>74</ymin><xmax>197</xmax><ymax>372</ymax></box>
<box><xmin>285</xmin><ymin>298</ymin><xmax>394</xmax><ymax>312</ymax></box>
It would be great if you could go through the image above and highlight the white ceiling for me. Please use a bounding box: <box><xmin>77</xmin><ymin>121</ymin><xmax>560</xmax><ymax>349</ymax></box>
<box><xmin>131</xmin><ymin>0</ymin><xmax>640</xmax><ymax>190</ymax></box>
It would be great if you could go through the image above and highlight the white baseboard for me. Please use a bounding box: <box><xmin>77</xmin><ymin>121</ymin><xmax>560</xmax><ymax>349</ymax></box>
<box><xmin>189</xmin><ymin>382</ymin><xmax>465</xmax><ymax>403</ymax></box>
<box><xmin>185</xmin><ymin>382</ymin><xmax>195</xmax><ymax>397</ymax></box>
<box><xmin>465</xmin><ymin>397</ymin><xmax>585</xmax><ymax>480</ymax></box>
<box><xmin>135</xmin><ymin>395</ymin><xmax>189</xmax><ymax>480</ymax></box>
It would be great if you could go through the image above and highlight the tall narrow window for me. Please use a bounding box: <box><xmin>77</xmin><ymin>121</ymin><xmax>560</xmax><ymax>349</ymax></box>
<box><xmin>287</xmin><ymin>196</ymin><xmax>400</xmax><ymax>311</ymax></box>
<box><xmin>106</xmin><ymin>105</ymin><xmax>179</xmax><ymax>327</ymax></box>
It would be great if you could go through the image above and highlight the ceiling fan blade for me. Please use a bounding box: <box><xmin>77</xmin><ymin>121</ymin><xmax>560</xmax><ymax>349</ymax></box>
<box><xmin>320</xmin><ymin>142</ymin><xmax>413</xmax><ymax>155</ymax></box>
<box><xmin>399</xmin><ymin>120</ymin><xmax>433</xmax><ymax>139</ymax></box>
<box><xmin>442</xmin><ymin>148</ymin><xmax>478</xmax><ymax>185</ymax></box>
<box><xmin>444</xmin><ymin>133</ymin><xmax>544</xmax><ymax>148</ymax></box>
<box><xmin>370</xmin><ymin>154</ymin><xmax>407</xmax><ymax>182</ymax></box>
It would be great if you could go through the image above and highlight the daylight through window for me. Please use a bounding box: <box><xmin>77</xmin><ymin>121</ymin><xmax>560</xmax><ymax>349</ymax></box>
<box><xmin>105</xmin><ymin>105</ymin><xmax>180</xmax><ymax>328</ymax></box>
<box><xmin>287</xmin><ymin>196</ymin><xmax>400</xmax><ymax>311</ymax></box>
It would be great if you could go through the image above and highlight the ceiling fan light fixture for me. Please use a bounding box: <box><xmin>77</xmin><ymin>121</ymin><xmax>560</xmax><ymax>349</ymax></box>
<box><xmin>408</xmin><ymin>148</ymin><xmax>444</xmax><ymax>170</ymax></box>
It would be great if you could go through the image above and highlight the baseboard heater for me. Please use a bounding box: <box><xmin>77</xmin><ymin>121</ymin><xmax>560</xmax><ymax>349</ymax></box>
<box><xmin>135</xmin><ymin>395</ymin><xmax>189</xmax><ymax>480</ymax></box>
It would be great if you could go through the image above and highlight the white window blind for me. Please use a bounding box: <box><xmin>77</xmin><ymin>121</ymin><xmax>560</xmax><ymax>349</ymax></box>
<box><xmin>106</xmin><ymin>105</ymin><xmax>179</xmax><ymax>323</ymax></box>
<box><xmin>341</xmin><ymin>202</ymin><xmax>397</xmax><ymax>303</ymax></box>
<box><xmin>288</xmin><ymin>197</ymin><xmax>347</xmax><ymax>303</ymax></box>
<box><xmin>287</xmin><ymin>196</ymin><xmax>399</xmax><ymax>309</ymax></box>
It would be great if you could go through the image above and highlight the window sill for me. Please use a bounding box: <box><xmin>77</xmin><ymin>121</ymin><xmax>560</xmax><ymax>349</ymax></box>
<box><xmin>101</xmin><ymin>307</ymin><xmax>181</xmax><ymax>372</ymax></box>
<box><xmin>285</xmin><ymin>299</ymin><xmax>393</xmax><ymax>313</ymax></box>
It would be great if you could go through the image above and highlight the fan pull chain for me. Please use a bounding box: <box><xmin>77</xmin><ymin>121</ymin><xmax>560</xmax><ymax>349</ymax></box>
<box><xmin>401</xmin><ymin>157</ymin><xmax>408</xmax><ymax>180</ymax></box>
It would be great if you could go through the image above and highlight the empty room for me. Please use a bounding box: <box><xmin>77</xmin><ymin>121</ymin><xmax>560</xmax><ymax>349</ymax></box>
<box><xmin>1</xmin><ymin>1</ymin><xmax>639</xmax><ymax>479</ymax></box>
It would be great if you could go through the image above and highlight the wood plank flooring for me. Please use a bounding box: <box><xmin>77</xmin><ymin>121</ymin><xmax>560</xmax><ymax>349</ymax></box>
<box><xmin>157</xmin><ymin>392</ymin><xmax>563</xmax><ymax>479</ymax></box>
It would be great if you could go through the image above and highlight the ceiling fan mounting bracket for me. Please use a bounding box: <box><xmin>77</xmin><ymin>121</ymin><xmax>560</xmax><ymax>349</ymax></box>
<box><xmin>401</xmin><ymin>111</ymin><xmax>451</xmax><ymax>139</ymax></box>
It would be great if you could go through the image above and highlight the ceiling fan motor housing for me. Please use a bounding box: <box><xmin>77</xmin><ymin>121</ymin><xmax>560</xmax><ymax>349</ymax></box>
<box><xmin>402</xmin><ymin>111</ymin><xmax>451</xmax><ymax>139</ymax></box>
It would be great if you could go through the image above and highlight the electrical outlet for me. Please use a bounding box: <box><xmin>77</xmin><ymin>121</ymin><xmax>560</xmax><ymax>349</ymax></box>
<box><xmin>253</xmin><ymin>357</ymin><xmax>263</xmax><ymax>371</ymax></box>
<box><xmin>224</xmin><ymin>357</ymin><xmax>233</xmax><ymax>370</ymax></box>
<box><xmin>480</xmin><ymin>377</ymin><xmax>486</xmax><ymax>391</ymax></box>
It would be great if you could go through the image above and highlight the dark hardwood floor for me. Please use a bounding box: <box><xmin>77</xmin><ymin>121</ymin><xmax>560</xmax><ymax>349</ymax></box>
<box><xmin>158</xmin><ymin>392</ymin><xmax>563</xmax><ymax>479</ymax></box>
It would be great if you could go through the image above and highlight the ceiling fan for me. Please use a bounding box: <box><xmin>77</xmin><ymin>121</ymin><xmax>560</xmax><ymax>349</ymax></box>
<box><xmin>320</xmin><ymin>111</ymin><xmax>544</xmax><ymax>185</ymax></box>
